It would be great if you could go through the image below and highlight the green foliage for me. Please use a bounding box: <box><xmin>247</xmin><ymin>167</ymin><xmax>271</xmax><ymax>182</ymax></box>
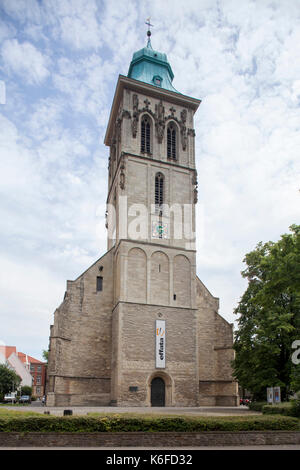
<box><xmin>20</xmin><ymin>386</ymin><xmax>32</xmax><ymax>397</ymax></box>
<box><xmin>248</xmin><ymin>402</ymin><xmax>266</xmax><ymax>412</ymax></box>
<box><xmin>290</xmin><ymin>398</ymin><xmax>300</xmax><ymax>418</ymax></box>
<box><xmin>0</xmin><ymin>364</ymin><xmax>21</xmax><ymax>401</ymax></box>
<box><xmin>42</xmin><ymin>350</ymin><xmax>48</xmax><ymax>362</ymax></box>
<box><xmin>232</xmin><ymin>225</ymin><xmax>300</xmax><ymax>400</ymax></box>
<box><xmin>261</xmin><ymin>400</ymin><xmax>300</xmax><ymax>418</ymax></box>
<box><xmin>262</xmin><ymin>403</ymin><xmax>294</xmax><ymax>416</ymax></box>
<box><xmin>0</xmin><ymin>414</ymin><xmax>298</xmax><ymax>433</ymax></box>
<box><xmin>291</xmin><ymin>364</ymin><xmax>300</xmax><ymax>393</ymax></box>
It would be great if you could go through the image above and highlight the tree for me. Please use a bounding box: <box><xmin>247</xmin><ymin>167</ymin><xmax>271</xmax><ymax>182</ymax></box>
<box><xmin>0</xmin><ymin>364</ymin><xmax>21</xmax><ymax>401</ymax></box>
<box><xmin>20</xmin><ymin>385</ymin><xmax>32</xmax><ymax>397</ymax></box>
<box><xmin>232</xmin><ymin>225</ymin><xmax>300</xmax><ymax>401</ymax></box>
<box><xmin>42</xmin><ymin>350</ymin><xmax>48</xmax><ymax>362</ymax></box>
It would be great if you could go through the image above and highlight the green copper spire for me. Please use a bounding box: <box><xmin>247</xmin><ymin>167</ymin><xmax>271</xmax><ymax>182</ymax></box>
<box><xmin>127</xmin><ymin>22</ymin><xmax>179</xmax><ymax>93</ymax></box>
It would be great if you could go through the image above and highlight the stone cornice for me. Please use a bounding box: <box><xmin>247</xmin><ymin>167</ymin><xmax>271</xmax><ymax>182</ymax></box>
<box><xmin>112</xmin><ymin>300</ymin><xmax>198</xmax><ymax>314</ymax></box>
<box><xmin>114</xmin><ymin>237</ymin><xmax>197</xmax><ymax>255</ymax></box>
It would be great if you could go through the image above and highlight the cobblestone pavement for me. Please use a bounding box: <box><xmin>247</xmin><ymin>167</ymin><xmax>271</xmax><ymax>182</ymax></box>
<box><xmin>1</xmin><ymin>405</ymin><xmax>261</xmax><ymax>416</ymax></box>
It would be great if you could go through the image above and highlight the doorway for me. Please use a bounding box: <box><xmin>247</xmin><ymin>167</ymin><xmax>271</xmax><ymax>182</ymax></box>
<box><xmin>151</xmin><ymin>377</ymin><xmax>165</xmax><ymax>406</ymax></box>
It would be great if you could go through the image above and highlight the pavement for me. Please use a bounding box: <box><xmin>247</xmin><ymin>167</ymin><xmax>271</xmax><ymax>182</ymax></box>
<box><xmin>1</xmin><ymin>445</ymin><xmax>300</xmax><ymax>450</ymax></box>
<box><xmin>1</xmin><ymin>404</ymin><xmax>261</xmax><ymax>416</ymax></box>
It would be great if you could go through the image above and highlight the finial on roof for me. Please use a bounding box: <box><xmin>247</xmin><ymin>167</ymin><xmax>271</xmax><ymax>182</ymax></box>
<box><xmin>145</xmin><ymin>17</ymin><xmax>153</xmax><ymax>48</ymax></box>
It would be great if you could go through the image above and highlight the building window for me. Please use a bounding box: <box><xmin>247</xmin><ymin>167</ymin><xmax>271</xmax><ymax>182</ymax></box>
<box><xmin>30</xmin><ymin>364</ymin><xmax>35</xmax><ymax>372</ymax></box>
<box><xmin>37</xmin><ymin>365</ymin><xmax>42</xmax><ymax>372</ymax></box>
<box><xmin>153</xmin><ymin>75</ymin><xmax>162</xmax><ymax>87</ymax></box>
<box><xmin>97</xmin><ymin>276</ymin><xmax>103</xmax><ymax>292</ymax></box>
<box><xmin>36</xmin><ymin>387</ymin><xmax>41</xmax><ymax>394</ymax></box>
<box><xmin>141</xmin><ymin>115</ymin><xmax>151</xmax><ymax>154</ymax></box>
<box><xmin>155</xmin><ymin>172</ymin><xmax>164</xmax><ymax>213</ymax></box>
<box><xmin>36</xmin><ymin>376</ymin><xmax>41</xmax><ymax>385</ymax></box>
<box><xmin>167</xmin><ymin>122</ymin><xmax>177</xmax><ymax>160</ymax></box>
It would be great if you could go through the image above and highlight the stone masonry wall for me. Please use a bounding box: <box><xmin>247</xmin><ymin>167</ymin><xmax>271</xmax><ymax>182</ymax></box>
<box><xmin>113</xmin><ymin>302</ymin><xmax>199</xmax><ymax>407</ymax></box>
<box><xmin>47</xmin><ymin>249</ymin><xmax>114</xmax><ymax>406</ymax></box>
<box><xmin>196</xmin><ymin>276</ymin><xmax>238</xmax><ymax>406</ymax></box>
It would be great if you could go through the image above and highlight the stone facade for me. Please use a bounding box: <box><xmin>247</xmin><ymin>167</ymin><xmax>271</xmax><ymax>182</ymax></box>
<box><xmin>46</xmin><ymin>46</ymin><xmax>238</xmax><ymax>407</ymax></box>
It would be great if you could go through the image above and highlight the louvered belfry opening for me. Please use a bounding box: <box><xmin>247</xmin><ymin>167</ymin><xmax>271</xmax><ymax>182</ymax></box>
<box><xmin>141</xmin><ymin>115</ymin><xmax>151</xmax><ymax>153</ymax></box>
<box><xmin>167</xmin><ymin>122</ymin><xmax>176</xmax><ymax>159</ymax></box>
<box><xmin>155</xmin><ymin>172</ymin><xmax>164</xmax><ymax>214</ymax></box>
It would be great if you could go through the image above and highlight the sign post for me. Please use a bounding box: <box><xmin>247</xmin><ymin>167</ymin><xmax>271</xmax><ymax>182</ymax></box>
<box><xmin>267</xmin><ymin>387</ymin><xmax>273</xmax><ymax>404</ymax></box>
<box><xmin>274</xmin><ymin>386</ymin><xmax>281</xmax><ymax>403</ymax></box>
<box><xmin>267</xmin><ymin>386</ymin><xmax>281</xmax><ymax>404</ymax></box>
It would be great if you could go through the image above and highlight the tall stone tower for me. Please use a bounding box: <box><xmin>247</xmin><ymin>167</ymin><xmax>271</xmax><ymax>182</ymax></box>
<box><xmin>46</xmin><ymin>33</ymin><xmax>238</xmax><ymax>407</ymax></box>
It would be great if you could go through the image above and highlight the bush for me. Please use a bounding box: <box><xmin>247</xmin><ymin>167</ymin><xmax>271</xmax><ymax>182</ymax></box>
<box><xmin>248</xmin><ymin>402</ymin><xmax>266</xmax><ymax>412</ymax></box>
<box><xmin>0</xmin><ymin>414</ymin><xmax>298</xmax><ymax>433</ymax></box>
<box><xmin>262</xmin><ymin>400</ymin><xmax>300</xmax><ymax>418</ymax></box>
<box><xmin>290</xmin><ymin>399</ymin><xmax>300</xmax><ymax>418</ymax></box>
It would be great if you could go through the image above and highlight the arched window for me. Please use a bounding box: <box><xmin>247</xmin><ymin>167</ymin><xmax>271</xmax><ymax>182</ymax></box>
<box><xmin>141</xmin><ymin>115</ymin><xmax>151</xmax><ymax>154</ymax></box>
<box><xmin>155</xmin><ymin>172</ymin><xmax>164</xmax><ymax>213</ymax></box>
<box><xmin>167</xmin><ymin>122</ymin><xmax>177</xmax><ymax>160</ymax></box>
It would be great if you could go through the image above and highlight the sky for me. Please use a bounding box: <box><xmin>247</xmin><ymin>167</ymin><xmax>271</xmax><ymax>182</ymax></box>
<box><xmin>0</xmin><ymin>0</ymin><xmax>299</xmax><ymax>361</ymax></box>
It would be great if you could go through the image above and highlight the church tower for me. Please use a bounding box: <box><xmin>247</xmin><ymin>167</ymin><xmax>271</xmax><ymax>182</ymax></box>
<box><xmin>46</xmin><ymin>30</ymin><xmax>238</xmax><ymax>407</ymax></box>
<box><xmin>106</xmin><ymin>31</ymin><xmax>200</xmax><ymax>406</ymax></box>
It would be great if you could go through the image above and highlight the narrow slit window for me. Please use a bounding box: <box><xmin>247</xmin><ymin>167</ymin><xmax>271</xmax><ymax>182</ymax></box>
<box><xmin>141</xmin><ymin>115</ymin><xmax>151</xmax><ymax>154</ymax></box>
<box><xmin>96</xmin><ymin>276</ymin><xmax>103</xmax><ymax>292</ymax></box>
<box><xmin>155</xmin><ymin>172</ymin><xmax>164</xmax><ymax>212</ymax></box>
<box><xmin>167</xmin><ymin>123</ymin><xmax>176</xmax><ymax>160</ymax></box>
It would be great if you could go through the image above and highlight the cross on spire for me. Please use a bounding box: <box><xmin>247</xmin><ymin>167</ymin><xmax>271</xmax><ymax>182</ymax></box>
<box><xmin>145</xmin><ymin>17</ymin><xmax>154</xmax><ymax>47</ymax></box>
<box><xmin>145</xmin><ymin>18</ymin><xmax>154</xmax><ymax>30</ymax></box>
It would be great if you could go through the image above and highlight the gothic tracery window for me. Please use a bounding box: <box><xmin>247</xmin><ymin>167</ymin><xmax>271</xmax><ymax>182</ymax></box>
<box><xmin>141</xmin><ymin>115</ymin><xmax>151</xmax><ymax>154</ymax></box>
<box><xmin>167</xmin><ymin>122</ymin><xmax>177</xmax><ymax>160</ymax></box>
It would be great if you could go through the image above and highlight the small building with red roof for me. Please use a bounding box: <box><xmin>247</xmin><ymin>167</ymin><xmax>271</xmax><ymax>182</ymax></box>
<box><xmin>0</xmin><ymin>346</ymin><xmax>46</xmax><ymax>398</ymax></box>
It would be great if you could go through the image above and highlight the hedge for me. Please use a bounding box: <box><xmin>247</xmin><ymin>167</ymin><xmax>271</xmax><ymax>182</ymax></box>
<box><xmin>263</xmin><ymin>400</ymin><xmax>300</xmax><ymax>418</ymax></box>
<box><xmin>0</xmin><ymin>415</ymin><xmax>299</xmax><ymax>433</ymax></box>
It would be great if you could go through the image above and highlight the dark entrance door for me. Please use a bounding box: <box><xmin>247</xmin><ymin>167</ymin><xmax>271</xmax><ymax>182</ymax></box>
<box><xmin>151</xmin><ymin>377</ymin><xmax>165</xmax><ymax>406</ymax></box>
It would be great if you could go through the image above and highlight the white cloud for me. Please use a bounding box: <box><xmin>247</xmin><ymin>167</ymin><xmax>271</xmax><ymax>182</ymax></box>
<box><xmin>1</xmin><ymin>39</ymin><xmax>49</xmax><ymax>84</ymax></box>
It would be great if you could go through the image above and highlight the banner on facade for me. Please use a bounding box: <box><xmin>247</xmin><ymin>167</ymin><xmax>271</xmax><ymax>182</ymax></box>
<box><xmin>156</xmin><ymin>320</ymin><xmax>166</xmax><ymax>368</ymax></box>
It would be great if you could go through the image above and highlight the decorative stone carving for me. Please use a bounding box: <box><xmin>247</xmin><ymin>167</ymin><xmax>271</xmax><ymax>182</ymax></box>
<box><xmin>194</xmin><ymin>189</ymin><xmax>198</xmax><ymax>204</ymax></box>
<box><xmin>180</xmin><ymin>109</ymin><xmax>187</xmax><ymax>151</ymax></box>
<box><xmin>119</xmin><ymin>153</ymin><xmax>126</xmax><ymax>190</ymax></box>
<box><xmin>193</xmin><ymin>170</ymin><xmax>198</xmax><ymax>204</ymax></box>
<box><xmin>180</xmin><ymin>109</ymin><xmax>187</xmax><ymax>124</ymax></box>
<box><xmin>155</xmin><ymin>100</ymin><xmax>165</xmax><ymax>144</ymax></box>
<box><xmin>144</xmin><ymin>98</ymin><xmax>151</xmax><ymax>109</ymax></box>
<box><xmin>192</xmin><ymin>170</ymin><xmax>198</xmax><ymax>186</ymax></box>
<box><xmin>116</xmin><ymin>118</ymin><xmax>122</xmax><ymax>143</ymax></box>
<box><xmin>122</xmin><ymin>110</ymin><xmax>131</xmax><ymax>119</ymax></box>
<box><xmin>132</xmin><ymin>94</ymin><xmax>139</xmax><ymax>138</ymax></box>
<box><xmin>129</xmin><ymin>96</ymin><xmax>190</xmax><ymax>152</ymax></box>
